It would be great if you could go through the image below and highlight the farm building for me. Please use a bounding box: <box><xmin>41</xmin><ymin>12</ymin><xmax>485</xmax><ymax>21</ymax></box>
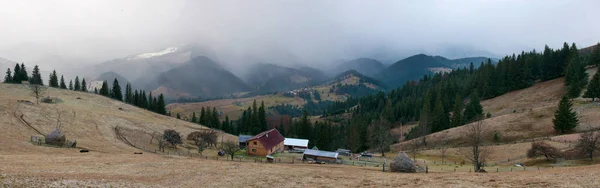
<box><xmin>302</xmin><ymin>149</ymin><xmax>339</xmax><ymax>163</ymax></box>
<box><xmin>246</xmin><ymin>129</ymin><xmax>285</xmax><ymax>156</ymax></box>
<box><xmin>284</xmin><ymin>138</ymin><xmax>309</xmax><ymax>150</ymax></box>
<box><xmin>238</xmin><ymin>135</ymin><xmax>252</xmax><ymax>149</ymax></box>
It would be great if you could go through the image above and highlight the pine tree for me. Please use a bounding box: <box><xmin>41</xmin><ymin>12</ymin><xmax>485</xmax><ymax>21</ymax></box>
<box><xmin>74</xmin><ymin>76</ymin><xmax>81</xmax><ymax>91</ymax></box>
<box><xmin>222</xmin><ymin>115</ymin><xmax>231</xmax><ymax>133</ymax></box>
<box><xmin>212</xmin><ymin>107</ymin><xmax>221</xmax><ymax>129</ymax></box>
<box><xmin>431</xmin><ymin>94</ymin><xmax>449</xmax><ymax>133</ymax></box>
<box><xmin>3</xmin><ymin>68</ymin><xmax>12</xmax><ymax>83</ymax></box>
<box><xmin>59</xmin><ymin>75</ymin><xmax>67</xmax><ymax>89</ymax></box>
<box><xmin>199</xmin><ymin>107</ymin><xmax>206</xmax><ymax>125</ymax></box>
<box><xmin>68</xmin><ymin>80</ymin><xmax>73</xmax><ymax>90</ymax></box>
<box><xmin>99</xmin><ymin>80</ymin><xmax>109</xmax><ymax>96</ymax></box>
<box><xmin>298</xmin><ymin>110</ymin><xmax>312</xmax><ymax>140</ymax></box>
<box><xmin>124</xmin><ymin>83</ymin><xmax>132</xmax><ymax>103</ymax></box>
<box><xmin>553</xmin><ymin>95</ymin><xmax>579</xmax><ymax>134</ymax></box>
<box><xmin>111</xmin><ymin>78</ymin><xmax>123</xmax><ymax>101</ymax></box>
<box><xmin>133</xmin><ymin>90</ymin><xmax>139</xmax><ymax>106</ymax></box>
<box><xmin>12</xmin><ymin>63</ymin><xmax>21</xmax><ymax>83</ymax></box>
<box><xmin>244</xmin><ymin>107</ymin><xmax>253</xmax><ymax>134</ymax></box>
<box><xmin>464</xmin><ymin>92</ymin><xmax>483</xmax><ymax>122</ymax></box>
<box><xmin>19</xmin><ymin>63</ymin><xmax>28</xmax><ymax>83</ymax></box>
<box><xmin>191</xmin><ymin>112</ymin><xmax>197</xmax><ymax>123</ymax></box>
<box><xmin>157</xmin><ymin>94</ymin><xmax>166</xmax><ymax>115</ymax></box>
<box><xmin>589</xmin><ymin>43</ymin><xmax>600</xmax><ymax>66</ymax></box>
<box><xmin>81</xmin><ymin>78</ymin><xmax>87</xmax><ymax>91</ymax></box>
<box><xmin>565</xmin><ymin>56</ymin><xmax>588</xmax><ymax>98</ymax></box>
<box><xmin>49</xmin><ymin>70</ymin><xmax>58</xmax><ymax>87</ymax></box>
<box><xmin>451</xmin><ymin>94</ymin><xmax>464</xmax><ymax>127</ymax></box>
<box><xmin>583</xmin><ymin>70</ymin><xmax>600</xmax><ymax>101</ymax></box>
<box><xmin>258</xmin><ymin>101</ymin><xmax>267</xmax><ymax>132</ymax></box>
<box><xmin>29</xmin><ymin>65</ymin><xmax>43</xmax><ymax>85</ymax></box>
<box><xmin>418</xmin><ymin>91</ymin><xmax>432</xmax><ymax>138</ymax></box>
<box><xmin>140</xmin><ymin>90</ymin><xmax>147</xmax><ymax>109</ymax></box>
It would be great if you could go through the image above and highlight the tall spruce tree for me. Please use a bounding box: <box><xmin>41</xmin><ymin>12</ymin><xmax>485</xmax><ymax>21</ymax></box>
<box><xmin>431</xmin><ymin>94</ymin><xmax>449</xmax><ymax>133</ymax></box>
<box><xmin>111</xmin><ymin>78</ymin><xmax>123</xmax><ymax>101</ymax></box>
<box><xmin>99</xmin><ymin>80</ymin><xmax>109</xmax><ymax>96</ymax></box>
<box><xmin>464</xmin><ymin>92</ymin><xmax>483</xmax><ymax>122</ymax></box>
<box><xmin>49</xmin><ymin>70</ymin><xmax>58</xmax><ymax>87</ymax></box>
<box><xmin>191</xmin><ymin>112</ymin><xmax>197</xmax><ymax>123</ymax></box>
<box><xmin>298</xmin><ymin>110</ymin><xmax>312</xmax><ymax>140</ymax></box>
<box><xmin>157</xmin><ymin>94</ymin><xmax>166</xmax><ymax>115</ymax></box>
<box><xmin>74</xmin><ymin>76</ymin><xmax>81</xmax><ymax>91</ymax></box>
<box><xmin>212</xmin><ymin>107</ymin><xmax>220</xmax><ymax>129</ymax></box>
<box><xmin>18</xmin><ymin>63</ymin><xmax>28</xmax><ymax>83</ymax></box>
<box><xmin>29</xmin><ymin>65</ymin><xmax>43</xmax><ymax>85</ymax></box>
<box><xmin>565</xmin><ymin>56</ymin><xmax>588</xmax><ymax>98</ymax></box>
<box><xmin>589</xmin><ymin>43</ymin><xmax>600</xmax><ymax>66</ymax></box>
<box><xmin>583</xmin><ymin>70</ymin><xmax>600</xmax><ymax>101</ymax></box>
<box><xmin>553</xmin><ymin>95</ymin><xmax>579</xmax><ymax>134</ymax></box>
<box><xmin>59</xmin><ymin>75</ymin><xmax>67</xmax><ymax>89</ymax></box>
<box><xmin>258</xmin><ymin>101</ymin><xmax>267</xmax><ymax>132</ymax></box>
<box><xmin>68</xmin><ymin>80</ymin><xmax>73</xmax><ymax>90</ymax></box>
<box><xmin>451</xmin><ymin>94</ymin><xmax>464</xmax><ymax>127</ymax></box>
<box><xmin>124</xmin><ymin>83</ymin><xmax>132</xmax><ymax>103</ymax></box>
<box><xmin>133</xmin><ymin>90</ymin><xmax>139</xmax><ymax>106</ymax></box>
<box><xmin>199</xmin><ymin>107</ymin><xmax>206</xmax><ymax>125</ymax></box>
<box><xmin>418</xmin><ymin>91</ymin><xmax>432</xmax><ymax>138</ymax></box>
<box><xmin>81</xmin><ymin>78</ymin><xmax>87</xmax><ymax>91</ymax></box>
<box><xmin>4</xmin><ymin>68</ymin><xmax>12</xmax><ymax>83</ymax></box>
<box><xmin>12</xmin><ymin>64</ymin><xmax>21</xmax><ymax>83</ymax></box>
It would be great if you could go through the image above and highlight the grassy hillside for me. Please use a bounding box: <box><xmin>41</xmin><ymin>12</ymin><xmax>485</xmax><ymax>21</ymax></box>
<box><xmin>0</xmin><ymin>83</ymin><xmax>235</xmax><ymax>155</ymax></box>
<box><xmin>393</xmin><ymin>67</ymin><xmax>600</xmax><ymax>150</ymax></box>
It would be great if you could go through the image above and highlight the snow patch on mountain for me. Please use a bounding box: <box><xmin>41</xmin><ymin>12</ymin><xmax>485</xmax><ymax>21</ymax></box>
<box><xmin>129</xmin><ymin>47</ymin><xmax>178</xmax><ymax>60</ymax></box>
<box><xmin>428</xmin><ymin>67</ymin><xmax>452</xmax><ymax>74</ymax></box>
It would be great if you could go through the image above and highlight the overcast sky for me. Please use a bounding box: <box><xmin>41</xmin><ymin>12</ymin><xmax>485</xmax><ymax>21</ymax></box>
<box><xmin>0</xmin><ymin>0</ymin><xmax>599</xmax><ymax>67</ymax></box>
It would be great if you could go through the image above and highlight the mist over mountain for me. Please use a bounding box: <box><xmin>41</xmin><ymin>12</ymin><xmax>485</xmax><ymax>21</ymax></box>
<box><xmin>328</xmin><ymin>58</ymin><xmax>386</xmax><ymax>77</ymax></box>
<box><xmin>150</xmin><ymin>56</ymin><xmax>250</xmax><ymax>98</ymax></box>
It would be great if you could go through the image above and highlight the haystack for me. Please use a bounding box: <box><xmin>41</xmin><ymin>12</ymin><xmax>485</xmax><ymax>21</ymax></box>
<box><xmin>45</xmin><ymin>128</ymin><xmax>66</xmax><ymax>146</ymax></box>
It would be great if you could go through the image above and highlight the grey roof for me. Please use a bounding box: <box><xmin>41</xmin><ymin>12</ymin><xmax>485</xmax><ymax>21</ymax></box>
<box><xmin>303</xmin><ymin>149</ymin><xmax>339</xmax><ymax>159</ymax></box>
<box><xmin>238</xmin><ymin>135</ymin><xmax>252</xmax><ymax>143</ymax></box>
<box><xmin>284</xmin><ymin>138</ymin><xmax>309</xmax><ymax>147</ymax></box>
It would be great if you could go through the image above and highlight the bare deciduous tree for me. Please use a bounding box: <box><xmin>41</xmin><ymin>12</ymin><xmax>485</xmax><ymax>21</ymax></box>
<box><xmin>575</xmin><ymin>131</ymin><xmax>600</xmax><ymax>161</ymax></box>
<box><xmin>163</xmin><ymin>129</ymin><xmax>182</xmax><ymax>149</ymax></box>
<box><xmin>409</xmin><ymin>138</ymin><xmax>420</xmax><ymax>162</ymax></box>
<box><xmin>221</xmin><ymin>141</ymin><xmax>240</xmax><ymax>160</ymax></box>
<box><xmin>527</xmin><ymin>141</ymin><xmax>562</xmax><ymax>162</ymax></box>
<box><xmin>369</xmin><ymin>117</ymin><xmax>393</xmax><ymax>157</ymax></box>
<box><xmin>439</xmin><ymin>139</ymin><xmax>449</xmax><ymax>165</ymax></box>
<box><xmin>461</xmin><ymin>119</ymin><xmax>490</xmax><ymax>172</ymax></box>
<box><xmin>29</xmin><ymin>84</ymin><xmax>46</xmax><ymax>104</ymax></box>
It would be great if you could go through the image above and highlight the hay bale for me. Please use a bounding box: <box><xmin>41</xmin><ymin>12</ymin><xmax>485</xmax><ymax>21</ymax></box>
<box><xmin>45</xmin><ymin>128</ymin><xmax>66</xmax><ymax>146</ymax></box>
<box><xmin>390</xmin><ymin>152</ymin><xmax>416</xmax><ymax>173</ymax></box>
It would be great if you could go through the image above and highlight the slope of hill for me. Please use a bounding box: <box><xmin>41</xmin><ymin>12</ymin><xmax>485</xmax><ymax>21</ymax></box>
<box><xmin>0</xmin><ymin>57</ymin><xmax>17</xmax><ymax>72</ymax></box>
<box><xmin>393</xmin><ymin>67</ymin><xmax>600</xmax><ymax>149</ymax></box>
<box><xmin>0</xmin><ymin>83</ymin><xmax>235</xmax><ymax>154</ymax></box>
<box><xmin>330</xmin><ymin>58</ymin><xmax>386</xmax><ymax>77</ymax></box>
<box><xmin>152</xmin><ymin>56</ymin><xmax>251</xmax><ymax>98</ymax></box>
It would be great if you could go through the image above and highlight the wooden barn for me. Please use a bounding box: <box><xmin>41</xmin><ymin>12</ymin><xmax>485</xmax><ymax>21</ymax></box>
<box><xmin>246</xmin><ymin>129</ymin><xmax>285</xmax><ymax>156</ymax></box>
<box><xmin>302</xmin><ymin>149</ymin><xmax>339</xmax><ymax>163</ymax></box>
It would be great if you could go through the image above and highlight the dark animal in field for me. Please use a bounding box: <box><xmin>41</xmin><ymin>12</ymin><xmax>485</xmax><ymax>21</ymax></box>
<box><xmin>80</xmin><ymin>149</ymin><xmax>89</xmax><ymax>153</ymax></box>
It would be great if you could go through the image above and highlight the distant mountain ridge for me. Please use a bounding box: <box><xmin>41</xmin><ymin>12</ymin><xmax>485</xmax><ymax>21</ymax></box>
<box><xmin>329</xmin><ymin>58</ymin><xmax>386</xmax><ymax>77</ymax></box>
<box><xmin>151</xmin><ymin>56</ymin><xmax>251</xmax><ymax>98</ymax></box>
<box><xmin>376</xmin><ymin>54</ymin><xmax>495</xmax><ymax>88</ymax></box>
<box><xmin>242</xmin><ymin>63</ymin><xmax>327</xmax><ymax>95</ymax></box>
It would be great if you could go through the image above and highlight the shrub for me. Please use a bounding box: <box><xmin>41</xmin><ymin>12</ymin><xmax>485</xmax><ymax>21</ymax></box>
<box><xmin>526</xmin><ymin>141</ymin><xmax>562</xmax><ymax>162</ymax></box>
<box><xmin>163</xmin><ymin>129</ymin><xmax>182</xmax><ymax>148</ymax></box>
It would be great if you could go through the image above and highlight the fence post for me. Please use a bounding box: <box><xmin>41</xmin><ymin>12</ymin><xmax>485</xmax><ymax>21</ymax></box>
<box><xmin>496</xmin><ymin>168</ymin><xmax>498</xmax><ymax>172</ymax></box>
<box><xmin>426</xmin><ymin>166</ymin><xmax>428</xmax><ymax>174</ymax></box>
<box><xmin>510</xmin><ymin>167</ymin><xmax>512</xmax><ymax>171</ymax></box>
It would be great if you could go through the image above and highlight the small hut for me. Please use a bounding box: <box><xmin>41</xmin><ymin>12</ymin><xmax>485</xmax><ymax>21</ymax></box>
<box><xmin>45</xmin><ymin>128</ymin><xmax>66</xmax><ymax>146</ymax></box>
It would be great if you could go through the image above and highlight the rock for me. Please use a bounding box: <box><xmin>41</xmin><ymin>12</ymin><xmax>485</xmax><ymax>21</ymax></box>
<box><xmin>390</xmin><ymin>152</ymin><xmax>417</xmax><ymax>173</ymax></box>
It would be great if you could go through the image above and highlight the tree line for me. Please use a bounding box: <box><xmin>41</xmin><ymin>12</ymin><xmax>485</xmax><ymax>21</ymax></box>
<box><xmin>3</xmin><ymin>63</ymin><xmax>167</xmax><ymax>115</ymax></box>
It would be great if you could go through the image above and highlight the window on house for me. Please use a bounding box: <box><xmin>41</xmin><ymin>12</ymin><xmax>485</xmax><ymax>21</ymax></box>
<box><xmin>252</xmin><ymin>149</ymin><xmax>256</xmax><ymax>153</ymax></box>
<box><xmin>253</xmin><ymin>141</ymin><xmax>257</xmax><ymax>145</ymax></box>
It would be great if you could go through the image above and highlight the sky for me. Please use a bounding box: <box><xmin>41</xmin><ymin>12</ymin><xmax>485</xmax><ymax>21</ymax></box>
<box><xmin>0</xmin><ymin>0</ymin><xmax>599</xmax><ymax>69</ymax></box>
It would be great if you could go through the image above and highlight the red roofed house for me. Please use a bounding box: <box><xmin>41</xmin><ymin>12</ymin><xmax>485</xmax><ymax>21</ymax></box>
<box><xmin>246</xmin><ymin>129</ymin><xmax>285</xmax><ymax>156</ymax></box>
